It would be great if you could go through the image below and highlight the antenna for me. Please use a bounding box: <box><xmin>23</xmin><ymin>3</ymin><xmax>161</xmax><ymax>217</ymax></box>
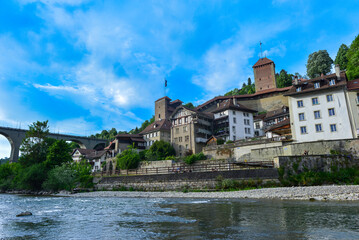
<box><xmin>259</xmin><ymin>41</ymin><xmax>263</xmax><ymax>59</ymax></box>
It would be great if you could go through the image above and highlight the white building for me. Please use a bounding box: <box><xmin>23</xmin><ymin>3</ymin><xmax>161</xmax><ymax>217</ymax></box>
<box><xmin>213</xmin><ymin>98</ymin><xmax>256</xmax><ymax>141</ymax></box>
<box><xmin>286</xmin><ymin>67</ymin><xmax>358</xmax><ymax>142</ymax></box>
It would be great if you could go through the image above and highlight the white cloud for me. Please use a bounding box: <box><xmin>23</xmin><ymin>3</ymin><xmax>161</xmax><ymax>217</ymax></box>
<box><xmin>261</xmin><ymin>44</ymin><xmax>287</xmax><ymax>58</ymax></box>
<box><xmin>192</xmin><ymin>21</ymin><xmax>291</xmax><ymax>95</ymax></box>
<box><xmin>0</xmin><ymin>136</ymin><xmax>11</xmax><ymax>158</ymax></box>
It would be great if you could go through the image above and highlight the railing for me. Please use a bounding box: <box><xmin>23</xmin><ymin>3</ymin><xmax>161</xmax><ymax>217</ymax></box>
<box><xmin>97</xmin><ymin>161</ymin><xmax>274</xmax><ymax>177</ymax></box>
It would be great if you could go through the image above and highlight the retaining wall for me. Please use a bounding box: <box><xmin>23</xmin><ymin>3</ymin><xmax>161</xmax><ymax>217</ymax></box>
<box><xmin>96</xmin><ymin>168</ymin><xmax>278</xmax><ymax>191</ymax></box>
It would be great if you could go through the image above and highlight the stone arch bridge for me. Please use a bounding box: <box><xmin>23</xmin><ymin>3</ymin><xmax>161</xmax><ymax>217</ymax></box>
<box><xmin>0</xmin><ymin>126</ymin><xmax>108</xmax><ymax>162</ymax></box>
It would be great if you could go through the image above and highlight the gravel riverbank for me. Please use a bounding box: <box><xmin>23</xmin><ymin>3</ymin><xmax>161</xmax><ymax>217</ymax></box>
<box><xmin>56</xmin><ymin>185</ymin><xmax>359</xmax><ymax>201</ymax></box>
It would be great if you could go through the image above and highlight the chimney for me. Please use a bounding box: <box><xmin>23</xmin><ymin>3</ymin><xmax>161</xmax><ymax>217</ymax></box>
<box><xmin>335</xmin><ymin>64</ymin><xmax>341</xmax><ymax>80</ymax></box>
<box><xmin>294</xmin><ymin>75</ymin><xmax>298</xmax><ymax>85</ymax></box>
<box><xmin>233</xmin><ymin>97</ymin><xmax>237</xmax><ymax>105</ymax></box>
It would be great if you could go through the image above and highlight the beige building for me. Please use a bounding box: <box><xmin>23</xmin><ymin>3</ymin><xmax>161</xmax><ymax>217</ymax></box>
<box><xmin>345</xmin><ymin>79</ymin><xmax>359</xmax><ymax>138</ymax></box>
<box><xmin>140</xmin><ymin>119</ymin><xmax>172</xmax><ymax>148</ymax></box>
<box><xmin>154</xmin><ymin>96</ymin><xmax>182</xmax><ymax>121</ymax></box>
<box><xmin>170</xmin><ymin>106</ymin><xmax>213</xmax><ymax>156</ymax></box>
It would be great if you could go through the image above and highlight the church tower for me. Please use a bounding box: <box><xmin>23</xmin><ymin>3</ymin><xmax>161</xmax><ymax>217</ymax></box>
<box><xmin>252</xmin><ymin>57</ymin><xmax>276</xmax><ymax>92</ymax></box>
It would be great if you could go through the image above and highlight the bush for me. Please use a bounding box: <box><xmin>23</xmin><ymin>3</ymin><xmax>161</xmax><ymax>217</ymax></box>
<box><xmin>225</xmin><ymin>140</ymin><xmax>234</xmax><ymax>144</ymax></box>
<box><xmin>117</xmin><ymin>148</ymin><xmax>141</xmax><ymax>170</ymax></box>
<box><xmin>72</xmin><ymin>160</ymin><xmax>94</xmax><ymax>188</ymax></box>
<box><xmin>216</xmin><ymin>139</ymin><xmax>225</xmax><ymax>145</ymax></box>
<box><xmin>43</xmin><ymin>164</ymin><xmax>75</xmax><ymax>191</ymax></box>
<box><xmin>148</xmin><ymin>140</ymin><xmax>176</xmax><ymax>160</ymax></box>
<box><xmin>184</xmin><ymin>152</ymin><xmax>207</xmax><ymax>165</ymax></box>
<box><xmin>165</xmin><ymin>155</ymin><xmax>176</xmax><ymax>160</ymax></box>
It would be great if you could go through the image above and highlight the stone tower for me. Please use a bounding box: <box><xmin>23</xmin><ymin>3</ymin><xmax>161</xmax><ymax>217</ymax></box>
<box><xmin>154</xmin><ymin>96</ymin><xmax>183</xmax><ymax>121</ymax></box>
<box><xmin>252</xmin><ymin>57</ymin><xmax>276</xmax><ymax>92</ymax></box>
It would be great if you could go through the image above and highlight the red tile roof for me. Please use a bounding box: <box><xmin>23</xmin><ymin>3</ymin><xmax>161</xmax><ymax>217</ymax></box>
<box><xmin>347</xmin><ymin>79</ymin><xmax>359</xmax><ymax>90</ymax></box>
<box><xmin>252</xmin><ymin>57</ymin><xmax>274</xmax><ymax>68</ymax></box>
<box><xmin>139</xmin><ymin>119</ymin><xmax>172</xmax><ymax>134</ymax></box>
<box><xmin>212</xmin><ymin>98</ymin><xmax>257</xmax><ymax>113</ymax></box>
<box><xmin>285</xmin><ymin>72</ymin><xmax>347</xmax><ymax>96</ymax></box>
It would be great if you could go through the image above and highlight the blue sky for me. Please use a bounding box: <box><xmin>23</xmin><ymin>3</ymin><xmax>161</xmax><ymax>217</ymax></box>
<box><xmin>1</xmin><ymin>0</ymin><xmax>359</xmax><ymax>157</ymax></box>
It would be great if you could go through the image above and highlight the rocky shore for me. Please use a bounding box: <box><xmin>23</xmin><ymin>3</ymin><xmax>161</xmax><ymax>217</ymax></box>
<box><xmin>55</xmin><ymin>185</ymin><xmax>359</xmax><ymax>201</ymax></box>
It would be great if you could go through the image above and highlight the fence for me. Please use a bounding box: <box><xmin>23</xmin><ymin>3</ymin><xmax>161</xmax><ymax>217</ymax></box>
<box><xmin>97</xmin><ymin>160</ymin><xmax>274</xmax><ymax>177</ymax></box>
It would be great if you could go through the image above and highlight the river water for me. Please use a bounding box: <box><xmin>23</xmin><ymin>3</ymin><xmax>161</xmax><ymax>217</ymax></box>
<box><xmin>1</xmin><ymin>194</ymin><xmax>359</xmax><ymax>239</ymax></box>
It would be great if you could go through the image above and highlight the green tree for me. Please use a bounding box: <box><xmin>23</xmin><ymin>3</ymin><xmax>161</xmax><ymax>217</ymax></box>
<box><xmin>45</xmin><ymin>140</ymin><xmax>72</xmax><ymax>169</ymax></box>
<box><xmin>276</xmin><ymin>69</ymin><xmax>293</xmax><ymax>88</ymax></box>
<box><xmin>247</xmin><ymin>77</ymin><xmax>252</xmax><ymax>86</ymax></box>
<box><xmin>184</xmin><ymin>102</ymin><xmax>195</xmax><ymax>109</ymax></box>
<box><xmin>148</xmin><ymin>140</ymin><xmax>176</xmax><ymax>160</ymax></box>
<box><xmin>346</xmin><ymin>34</ymin><xmax>359</xmax><ymax>81</ymax></box>
<box><xmin>42</xmin><ymin>164</ymin><xmax>76</xmax><ymax>191</ymax></box>
<box><xmin>116</xmin><ymin>148</ymin><xmax>141</xmax><ymax>170</ymax></box>
<box><xmin>334</xmin><ymin>44</ymin><xmax>349</xmax><ymax>70</ymax></box>
<box><xmin>306</xmin><ymin>50</ymin><xmax>334</xmax><ymax>78</ymax></box>
<box><xmin>68</xmin><ymin>141</ymin><xmax>80</xmax><ymax>150</ymax></box>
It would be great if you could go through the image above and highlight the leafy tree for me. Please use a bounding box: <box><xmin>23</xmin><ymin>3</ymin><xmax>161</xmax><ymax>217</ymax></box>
<box><xmin>306</xmin><ymin>50</ymin><xmax>333</xmax><ymax>78</ymax></box>
<box><xmin>116</xmin><ymin>148</ymin><xmax>141</xmax><ymax>170</ymax></box>
<box><xmin>42</xmin><ymin>164</ymin><xmax>76</xmax><ymax>191</ymax></box>
<box><xmin>184</xmin><ymin>152</ymin><xmax>206</xmax><ymax>165</ymax></box>
<box><xmin>334</xmin><ymin>44</ymin><xmax>349</xmax><ymax>70</ymax></box>
<box><xmin>346</xmin><ymin>34</ymin><xmax>359</xmax><ymax>81</ymax></box>
<box><xmin>148</xmin><ymin>140</ymin><xmax>176</xmax><ymax>160</ymax></box>
<box><xmin>225</xmin><ymin>83</ymin><xmax>255</xmax><ymax>96</ymax></box>
<box><xmin>276</xmin><ymin>69</ymin><xmax>293</xmax><ymax>88</ymax></box>
<box><xmin>45</xmin><ymin>140</ymin><xmax>72</xmax><ymax>169</ymax></box>
<box><xmin>247</xmin><ymin>77</ymin><xmax>252</xmax><ymax>86</ymax></box>
<box><xmin>72</xmin><ymin>160</ymin><xmax>94</xmax><ymax>188</ymax></box>
<box><xmin>184</xmin><ymin>102</ymin><xmax>195</xmax><ymax>109</ymax></box>
<box><xmin>68</xmin><ymin>141</ymin><xmax>80</xmax><ymax>150</ymax></box>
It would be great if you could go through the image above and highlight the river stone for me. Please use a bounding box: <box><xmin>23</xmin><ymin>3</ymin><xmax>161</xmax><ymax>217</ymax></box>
<box><xmin>16</xmin><ymin>211</ymin><xmax>32</xmax><ymax>217</ymax></box>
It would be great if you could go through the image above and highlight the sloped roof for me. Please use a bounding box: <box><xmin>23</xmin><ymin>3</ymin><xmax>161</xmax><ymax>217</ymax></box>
<box><xmin>285</xmin><ymin>72</ymin><xmax>347</xmax><ymax>96</ymax></box>
<box><xmin>87</xmin><ymin>150</ymin><xmax>107</xmax><ymax>160</ymax></box>
<box><xmin>140</xmin><ymin>119</ymin><xmax>171</xmax><ymax>134</ymax></box>
<box><xmin>347</xmin><ymin>79</ymin><xmax>359</xmax><ymax>90</ymax></box>
<box><xmin>265</xmin><ymin>118</ymin><xmax>291</xmax><ymax>133</ymax></box>
<box><xmin>264</xmin><ymin>106</ymin><xmax>289</xmax><ymax>120</ymax></box>
<box><xmin>72</xmin><ymin>148</ymin><xmax>96</xmax><ymax>156</ymax></box>
<box><xmin>212</xmin><ymin>98</ymin><xmax>257</xmax><ymax>113</ymax></box>
<box><xmin>252</xmin><ymin>57</ymin><xmax>274</xmax><ymax>68</ymax></box>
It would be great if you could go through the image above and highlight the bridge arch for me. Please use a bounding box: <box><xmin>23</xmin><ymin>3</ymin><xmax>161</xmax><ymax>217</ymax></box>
<box><xmin>66</xmin><ymin>139</ymin><xmax>87</xmax><ymax>149</ymax></box>
<box><xmin>0</xmin><ymin>133</ymin><xmax>13</xmax><ymax>160</ymax></box>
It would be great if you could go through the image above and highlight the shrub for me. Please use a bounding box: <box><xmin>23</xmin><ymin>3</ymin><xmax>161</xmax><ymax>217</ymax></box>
<box><xmin>216</xmin><ymin>139</ymin><xmax>225</xmax><ymax>145</ymax></box>
<box><xmin>42</xmin><ymin>164</ymin><xmax>75</xmax><ymax>191</ymax></box>
<box><xmin>72</xmin><ymin>160</ymin><xmax>94</xmax><ymax>188</ymax></box>
<box><xmin>148</xmin><ymin>140</ymin><xmax>176</xmax><ymax>160</ymax></box>
<box><xmin>225</xmin><ymin>140</ymin><xmax>234</xmax><ymax>144</ymax></box>
<box><xmin>117</xmin><ymin>148</ymin><xmax>141</xmax><ymax>170</ymax></box>
<box><xmin>165</xmin><ymin>155</ymin><xmax>176</xmax><ymax>160</ymax></box>
<box><xmin>184</xmin><ymin>152</ymin><xmax>207</xmax><ymax>165</ymax></box>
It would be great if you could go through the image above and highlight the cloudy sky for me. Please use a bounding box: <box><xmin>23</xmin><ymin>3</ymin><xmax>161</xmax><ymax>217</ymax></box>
<box><xmin>0</xmin><ymin>0</ymin><xmax>359</xmax><ymax>157</ymax></box>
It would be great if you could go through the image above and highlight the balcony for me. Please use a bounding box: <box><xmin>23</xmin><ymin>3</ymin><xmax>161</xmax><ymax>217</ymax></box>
<box><xmin>197</xmin><ymin>128</ymin><xmax>211</xmax><ymax>135</ymax></box>
<box><xmin>196</xmin><ymin>137</ymin><xmax>208</xmax><ymax>143</ymax></box>
<box><xmin>196</xmin><ymin>119</ymin><xmax>211</xmax><ymax>126</ymax></box>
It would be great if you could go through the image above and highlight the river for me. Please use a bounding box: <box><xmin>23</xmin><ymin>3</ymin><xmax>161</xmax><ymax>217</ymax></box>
<box><xmin>1</xmin><ymin>194</ymin><xmax>359</xmax><ymax>239</ymax></box>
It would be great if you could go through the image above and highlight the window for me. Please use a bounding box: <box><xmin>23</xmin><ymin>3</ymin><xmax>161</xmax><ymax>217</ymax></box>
<box><xmin>296</xmin><ymin>87</ymin><xmax>302</xmax><ymax>92</ymax></box>
<box><xmin>183</xmin><ymin>126</ymin><xmax>188</xmax><ymax>132</ymax></box>
<box><xmin>179</xmin><ymin>118</ymin><xmax>182</xmax><ymax>124</ymax></box>
<box><xmin>185</xmin><ymin>144</ymin><xmax>188</xmax><ymax>150</ymax></box>
<box><xmin>179</xmin><ymin>137</ymin><xmax>183</xmax><ymax>142</ymax></box>
<box><xmin>330</xmin><ymin>124</ymin><xmax>337</xmax><ymax>132</ymax></box>
<box><xmin>300</xmin><ymin>126</ymin><xmax>307</xmax><ymax>134</ymax></box>
<box><xmin>247</xmin><ymin>128</ymin><xmax>251</xmax><ymax>134</ymax></box>
<box><xmin>255</xmin><ymin>123</ymin><xmax>260</xmax><ymax>129</ymax></box>
<box><xmin>329</xmin><ymin>79</ymin><xmax>336</xmax><ymax>86</ymax></box>
<box><xmin>185</xmin><ymin>135</ymin><xmax>189</xmax><ymax>142</ymax></box>
<box><xmin>314</xmin><ymin>110</ymin><xmax>321</xmax><ymax>119</ymax></box>
<box><xmin>244</xmin><ymin>119</ymin><xmax>250</xmax><ymax>125</ymax></box>
<box><xmin>233</xmin><ymin>117</ymin><xmax>236</xmax><ymax>124</ymax></box>
<box><xmin>184</xmin><ymin>117</ymin><xmax>188</xmax><ymax>123</ymax></box>
<box><xmin>232</xmin><ymin>126</ymin><xmax>236</xmax><ymax>132</ymax></box>
<box><xmin>297</xmin><ymin>100</ymin><xmax>304</xmax><ymax>108</ymax></box>
<box><xmin>158</xmin><ymin>114</ymin><xmax>161</xmax><ymax>119</ymax></box>
<box><xmin>314</xmin><ymin>82</ymin><xmax>320</xmax><ymax>89</ymax></box>
<box><xmin>328</xmin><ymin>108</ymin><xmax>335</xmax><ymax>116</ymax></box>
<box><xmin>299</xmin><ymin>113</ymin><xmax>305</xmax><ymax>121</ymax></box>
<box><xmin>233</xmin><ymin>111</ymin><xmax>236</xmax><ymax>115</ymax></box>
<box><xmin>312</xmin><ymin>97</ymin><xmax>319</xmax><ymax>105</ymax></box>
<box><xmin>327</xmin><ymin>94</ymin><xmax>333</xmax><ymax>102</ymax></box>
<box><xmin>176</xmin><ymin>128</ymin><xmax>179</xmax><ymax>134</ymax></box>
<box><xmin>315</xmin><ymin>124</ymin><xmax>322</xmax><ymax>132</ymax></box>
<box><xmin>233</xmin><ymin>135</ymin><xmax>236</xmax><ymax>141</ymax></box>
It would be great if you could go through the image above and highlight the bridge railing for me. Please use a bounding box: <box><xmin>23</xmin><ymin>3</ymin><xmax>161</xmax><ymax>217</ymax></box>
<box><xmin>97</xmin><ymin>160</ymin><xmax>274</xmax><ymax>177</ymax></box>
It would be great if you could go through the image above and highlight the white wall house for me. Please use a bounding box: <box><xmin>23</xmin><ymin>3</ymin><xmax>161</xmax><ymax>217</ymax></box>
<box><xmin>213</xmin><ymin>99</ymin><xmax>255</xmax><ymax>141</ymax></box>
<box><xmin>286</xmin><ymin>69</ymin><xmax>356</xmax><ymax>143</ymax></box>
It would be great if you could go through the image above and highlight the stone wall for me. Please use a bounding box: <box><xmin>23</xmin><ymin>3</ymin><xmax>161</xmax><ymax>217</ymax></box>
<box><xmin>96</xmin><ymin>168</ymin><xmax>278</xmax><ymax>191</ymax></box>
<box><xmin>275</xmin><ymin>155</ymin><xmax>359</xmax><ymax>177</ymax></box>
<box><xmin>204</xmin><ymin>138</ymin><xmax>359</xmax><ymax>162</ymax></box>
